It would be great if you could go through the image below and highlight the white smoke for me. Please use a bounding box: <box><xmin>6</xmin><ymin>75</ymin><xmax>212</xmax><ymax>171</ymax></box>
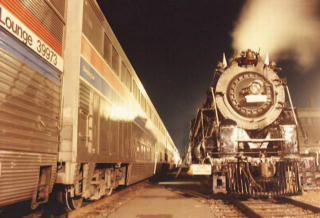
<box><xmin>232</xmin><ymin>0</ymin><xmax>320</xmax><ymax>71</ymax></box>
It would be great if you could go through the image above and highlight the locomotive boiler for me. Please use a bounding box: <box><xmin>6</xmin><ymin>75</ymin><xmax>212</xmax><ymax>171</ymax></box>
<box><xmin>188</xmin><ymin>49</ymin><xmax>301</xmax><ymax>196</ymax></box>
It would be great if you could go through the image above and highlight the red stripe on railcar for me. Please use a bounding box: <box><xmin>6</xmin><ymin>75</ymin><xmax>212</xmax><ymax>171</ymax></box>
<box><xmin>81</xmin><ymin>36</ymin><xmax>125</xmax><ymax>98</ymax></box>
<box><xmin>0</xmin><ymin>0</ymin><xmax>62</xmax><ymax>55</ymax></box>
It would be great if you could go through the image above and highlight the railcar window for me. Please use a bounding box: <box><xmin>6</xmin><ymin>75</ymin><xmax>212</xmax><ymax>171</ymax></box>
<box><xmin>144</xmin><ymin>98</ymin><xmax>147</xmax><ymax>113</ymax></box>
<box><xmin>83</xmin><ymin>0</ymin><xmax>104</xmax><ymax>54</ymax></box>
<box><xmin>133</xmin><ymin>80</ymin><xmax>137</xmax><ymax>99</ymax></box>
<box><xmin>135</xmin><ymin>84</ymin><xmax>138</xmax><ymax>100</ymax></box>
<box><xmin>112</xmin><ymin>47</ymin><xmax>120</xmax><ymax>76</ymax></box>
<box><xmin>103</xmin><ymin>34</ymin><xmax>112</xmax><ymax>65</ymax></box>
<box><xmin>141</xmin><ymin>95</ymin><xmax>146</xmax><ymax>113</ymax></box>
<box><xmin>126</xmin><ymin>69</ymin><xmax>132</xmax><ymax>91</ymax></box>
<box><xmin>121</xmin><ymin>62</ymin><xmax>127</xmax><ymax>84</ymax></box>
<box><xmin>121</xmin><ymin>62</ymin><xmax>132</xmax><ymax>90</ymax></box>
<box><xmin>147</xmin><ymin>104</ymin><xmax>151</xmax><ymax>118</ymax></box>
<box><xmin>19</xmin><ymin>0</ymin><xmax>65</xmax><ymax>43</ymax></box>
<box><xmin>133</xmin><ymin>80</ymin><xmax>140</xmax><ymax>102</ymax></box>
<box><xmin>146</xmin><ymin>104</ymin><xmax>149</xmax><ymax>118</ymax></box>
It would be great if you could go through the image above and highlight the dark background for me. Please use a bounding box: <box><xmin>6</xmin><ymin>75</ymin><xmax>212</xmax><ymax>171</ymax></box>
<box><xmin>97</xmin><ymin>0</ymin><xmax>320</xmax><ymax>155</ymax></box>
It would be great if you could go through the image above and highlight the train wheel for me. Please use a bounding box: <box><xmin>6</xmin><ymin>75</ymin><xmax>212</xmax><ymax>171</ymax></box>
<box><xmin>63</xmin><ymin>189</ymin><xmax>83</xmax><ymax>211</ymax></box>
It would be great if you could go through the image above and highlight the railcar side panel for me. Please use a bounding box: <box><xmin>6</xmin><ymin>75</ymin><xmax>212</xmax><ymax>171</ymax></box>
<box><xmin>0</xmin><ymin>22</ymin><xmax>61</xmax><ymax>209</ymax></box>
<box><xmin>78</xmin><ymin>46</ymin><xmax>157</xmax><ymax>185</ymax></box>
<box><xmin>0</xmin><ymin>151</ymin><xmax>56</xmax><ymax>207</ymax></box>
<box><xmin>126</xmin><ymin>162</ymin><xmax>154</xmax><ymax>185</ymax></box>
<box><xmin>0</xmin><ymin>0</ymin><xmax>63</xmax><ymax>208</ymax></box>
<box><xmin>0</xmin><ymin>37</ymin><xmax>61</xmax><ymax>154</ymax></box>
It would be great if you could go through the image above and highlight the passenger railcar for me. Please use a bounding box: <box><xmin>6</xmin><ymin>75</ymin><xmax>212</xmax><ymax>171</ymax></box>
<box><xmin>0</xmin><ymin>0</ymin><xmax>64</xmax><ymax>209</ymax></box>
<box><xmin>188</xmin><ymin>50</ymin><xmax>301</xmax><ymax>197</ymax></box>
<box><xmin>0</xmin><ymin>0</ymin><xmax>180</xmax><ymax>211</ymax></box>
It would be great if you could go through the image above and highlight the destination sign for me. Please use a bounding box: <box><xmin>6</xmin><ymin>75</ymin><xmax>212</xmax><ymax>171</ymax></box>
<box><xmin>0</xmin><ymin>4</ymin><xmax>63</xmax><ymax>71</ymax></box>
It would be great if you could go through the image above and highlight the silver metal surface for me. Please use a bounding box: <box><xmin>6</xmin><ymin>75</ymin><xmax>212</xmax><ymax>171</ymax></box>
<box><xmin>0</xmin><ymin>150</ymin><xmax>57</xmax><ymax>206</ymax></box>
<box><xmin>0</xmin><ymin>49</ymin><xmax>61</xmax><ymax>153</ymax></box>
<box><xmin>18</xmin><ymin>0</ymin><xmax>65</xmax><ymax>42</ymax></box>
<box><xmin>0</xmin><ymin>47</ymin><xmax>60</xmax><ymax>207</ymax></box>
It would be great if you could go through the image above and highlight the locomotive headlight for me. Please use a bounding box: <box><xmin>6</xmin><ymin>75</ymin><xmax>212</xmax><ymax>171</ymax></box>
<box><xmin>249</xmin><ymin>80</ymin><xmax>263</xmax><ymax>95</ymax></box>
<box><xmin>245</xmin><ymin>80</ymin><xmax>267</xmax><ymax>103</ymax></box>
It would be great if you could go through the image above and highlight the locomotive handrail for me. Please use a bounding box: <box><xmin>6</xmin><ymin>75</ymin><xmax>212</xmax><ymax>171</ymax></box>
<box><xmin>285</xmin><ymin>85</ymin><xmax>299</xmax><ymax>127</ymax></box>
<box><xmin>210</xmin><ymin>87</ymin><xmax>220</xmax><ymax>128</ymax></box>
<box><xmin>237</xmin><ymin>138</ymin><xmax>285</xmax><ymax>142</ymax></box>
<box><xmin>209</xmin><ymin>152</ymin><xmax>281</xmax><ymax>155</ymax></box>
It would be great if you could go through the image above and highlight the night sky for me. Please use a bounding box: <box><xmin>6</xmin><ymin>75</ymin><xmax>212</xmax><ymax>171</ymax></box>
<box><xmin>97</xmin><ymin>1</ymin><xmax>320</xmax><ymax>155</ymax></box>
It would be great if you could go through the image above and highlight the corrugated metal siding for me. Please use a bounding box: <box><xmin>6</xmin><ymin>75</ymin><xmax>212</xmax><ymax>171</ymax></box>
<box><xmin>79</xmin><ymin>81</ymin><xmax>90</xmax><ymax>114</ymax></box>
<box><xmin>1</xmin><ymin>0</ymin><xmax>63</xmax><ymax>55</ymax></box>
<box><xmin>49</xmin><ymin>0</ymin><xmax>66</xmax><ymax>19</ymax></box>
<box><xmin>127</xmin><ymin>163</ymin><xmax>154</xmax><ymax>185</ymax></box>
<box><xmin>18</xmin><ymin>0</ymin><xmax>65</xmax><ymax>43</ymax></box>
<box><xmin>0</xmin><ymin>49</ymin><xmax>60</xmax><ymax>154</ymax></box>
<box><xmin>0</xmin><ymin>150</ymin><xmax>57</xmax><ymax>206</ymax></box>
<box><xmin>78</xmin><ymin>81</ymin><xmax>90</xmax><ymax>154</ymax></box>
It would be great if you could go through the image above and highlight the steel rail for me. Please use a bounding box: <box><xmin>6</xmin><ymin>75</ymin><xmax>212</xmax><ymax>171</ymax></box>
<box><xmin>280</xmin><ymin>197</ymin><xmax>320</xmax><ymax>214</ymax></box>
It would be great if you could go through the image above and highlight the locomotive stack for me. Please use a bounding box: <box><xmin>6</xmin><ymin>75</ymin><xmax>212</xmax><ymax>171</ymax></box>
<box><xmin>0</xmin><ymin>0</ymin><xmax>180</xmax><ymax>211</ymax></box>
<box><xmin>188</xmin><ymin>49</ymin><xmax>302</xmax><ymax>196</ymax></box>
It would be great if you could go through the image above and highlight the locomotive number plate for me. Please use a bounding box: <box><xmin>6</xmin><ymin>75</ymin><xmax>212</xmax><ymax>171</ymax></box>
<box><xmin>187</xmin><ymin>164</ymin><xmax>212</xmax><ymax>175</ymax></box>
<box><xmin>245</xmin><ymin>94</ymin><xmax>267</xmax><ymax>103</ymax></box>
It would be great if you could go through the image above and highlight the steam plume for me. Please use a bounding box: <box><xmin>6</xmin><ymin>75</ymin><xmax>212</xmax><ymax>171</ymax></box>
<box><xmin>232</xmin><ymin>0</ymin><xmax>320</xmax><ymax>71</ymax></box>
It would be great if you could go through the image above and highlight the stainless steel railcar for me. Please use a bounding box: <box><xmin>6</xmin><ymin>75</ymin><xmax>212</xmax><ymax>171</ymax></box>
<box><xmin>0</xmin><ymin>0</ymin><xmax>180</xmax><ymax>210</ymax></box>
<box><xmin>0</xmin><ymin>0</ymin><xmax>64</xmax><ymax>209</ymax></box>
<box><xmin>188</xmin><ymin>50</ymin><xmax>301</xmax><ymax>197</ymax></box>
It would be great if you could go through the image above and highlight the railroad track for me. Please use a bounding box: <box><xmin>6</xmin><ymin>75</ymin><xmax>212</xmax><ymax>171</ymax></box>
<box><xmin>3</xmin><ymin>177</ymin><xmax>320</xmax><ymax>218</ymax></box>
<box><xmin>223</xmin><ymin>196</ymin><xmax>320</xmax><ymax>218</ymax></box>
<box><xmin>166</xmin><ymin>184</ymin><xmax>320</xmax><ymax>218</ymax></box>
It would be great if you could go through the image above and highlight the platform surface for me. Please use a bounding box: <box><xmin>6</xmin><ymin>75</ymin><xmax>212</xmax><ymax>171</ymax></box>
<box><xmin>107</xmin><ymin>182</ymin><xmax>213</xmax><ymax>218</ymax></box>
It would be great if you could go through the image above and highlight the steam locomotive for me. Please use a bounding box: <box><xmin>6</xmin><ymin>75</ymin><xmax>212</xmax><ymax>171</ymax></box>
<box><xmin>188</xmin><ymin>49</ymin><xmax>301</xmax><ymax>197</ymax></box>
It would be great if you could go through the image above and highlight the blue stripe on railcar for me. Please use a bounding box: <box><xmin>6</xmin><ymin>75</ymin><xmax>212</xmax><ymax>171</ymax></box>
<box><xmin>0</xmin><ymin>27</ymin><xmax>61</xmax><ymax>84</ymax></box>
<box><xmin>80</xmin><ymin>57</ymin><xmax>122</xmax><ymax>104</ymax></box>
